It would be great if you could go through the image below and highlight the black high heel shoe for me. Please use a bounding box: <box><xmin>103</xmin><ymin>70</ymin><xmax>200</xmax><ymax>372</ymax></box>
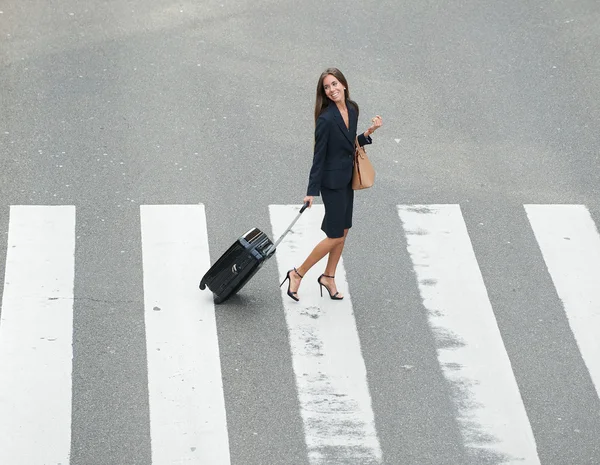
<box><xmin>280</xmin><ymin>268</ymin><xmax>303</xmax><ymax>301</ymax></box>
<box><xmin>318</xmin><ymin>274</ymin><xmax>343</xmax><ymax>300</ymax></box>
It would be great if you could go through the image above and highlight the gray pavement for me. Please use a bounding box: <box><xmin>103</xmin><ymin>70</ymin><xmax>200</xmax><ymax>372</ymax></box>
<box><xmin>1</xmin><ymin>0</ymin><xmax>600</xmax><ymax>464</ymax></box>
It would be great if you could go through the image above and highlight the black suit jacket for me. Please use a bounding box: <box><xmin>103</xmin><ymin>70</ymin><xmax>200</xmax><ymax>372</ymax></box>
<box><xmin>306</xmin><ymin>102</ymin><xmax>372</xmax><ymax>196</ymax></box>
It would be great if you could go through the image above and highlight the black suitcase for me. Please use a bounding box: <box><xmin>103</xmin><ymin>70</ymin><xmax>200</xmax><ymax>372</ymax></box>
<box><xmin>199</xmin><ymin>202</ymin><xmax>309</xmax><ymax>304</ymax></box>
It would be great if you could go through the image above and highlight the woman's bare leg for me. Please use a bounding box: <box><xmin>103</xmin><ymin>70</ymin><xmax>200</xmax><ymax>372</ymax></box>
<box><xmin>288</xmin><ymin>236</ymin><xmax>345</xmax><ymax>296</ymax></box>
<box><xmin>321</xmin><ymin>229</ymin><xmax>349</xmax><ymax>297</ymax></box>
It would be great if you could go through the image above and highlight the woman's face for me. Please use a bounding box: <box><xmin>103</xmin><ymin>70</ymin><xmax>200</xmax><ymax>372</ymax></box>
<box><xmin>323</xmin><ymin>74</ymin><xmax>345</xmax><ymax>103</ymax></box>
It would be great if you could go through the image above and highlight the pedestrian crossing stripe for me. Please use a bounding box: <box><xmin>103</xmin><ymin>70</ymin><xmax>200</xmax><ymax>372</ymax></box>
<box><xmin>0</xmin><ymin>206</ymin><xmax>75</xmax><ymax>465</ymax></box>
<box><xmin>398</xmin><ymin>205</ymin><xmax>539</xmax><ymax>463</ymax></box>
<box><xmin>525</xmin><ymin>205</ymin><xmax>600</xmax><ymax>404</ymax></box>
<box><xmin>270</xmin><ymin>205</ymin><xmax>382</xmax><ymax>464</ymax></box>
<box><xmin>0</xmin><ymin>204</ymin><xmax>599</xmax><ymax>464</ymax></box>
<box><xmin>140</xmin><ymin>205</ymin><xmax>230</xmax><ymax>465</ymax></box>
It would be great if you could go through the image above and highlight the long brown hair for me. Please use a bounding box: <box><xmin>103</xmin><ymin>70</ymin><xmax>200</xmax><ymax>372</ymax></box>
<box><xmin>314</xmin><ymin>67</ymin><xmax>359</xmax><ymax>123</ymax></box>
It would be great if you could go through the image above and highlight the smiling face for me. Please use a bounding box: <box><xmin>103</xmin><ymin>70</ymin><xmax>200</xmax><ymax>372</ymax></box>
<box><xmin>323</xmin><ymin>74</ymin><xmax>345</xmax><ymax>103</ymax></box>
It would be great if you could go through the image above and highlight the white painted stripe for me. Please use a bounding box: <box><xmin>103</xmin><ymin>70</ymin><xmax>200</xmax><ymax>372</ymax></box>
<box><xmin>0</xmin><ymin>205</ymin><xmax>76</xmax><ymax>465</ymax></box>
<box><xmin>140</xmin><ymin>205</ymin><xmax>230</xmax><ymax>465</ymax></box>
<box><xmin>397</xmin><ymin>205</ymin><xmax>540</xmax><ymax>464</ymax></box>
<box><xmin>269</xmin><ymin>204</ymin><xmax>382</xmax><ymax>464</ymax></box>
<box><xmin>525</xmin><ymin>204</ymin><xmax>600</xmax><ymax>399</ymax></box>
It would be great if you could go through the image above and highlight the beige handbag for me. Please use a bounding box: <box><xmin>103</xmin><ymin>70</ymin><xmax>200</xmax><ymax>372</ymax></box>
<box><xmin>352</xmin><ymin>137</ymin><xmax>375</xmax><ymax>190</ymax></box>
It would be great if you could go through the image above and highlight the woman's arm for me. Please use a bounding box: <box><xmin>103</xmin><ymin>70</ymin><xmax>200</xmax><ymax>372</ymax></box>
<box><xmin>357</xmin><ymin>132</ymin><xmax>373</xmax><ymax>147</ymax></box>
<box><xmin>306</xmin><ymin>115</ymin><xmax>330</xmax><ymax>197</ymax></box>
<box><xmin>358</xmin><ymin>115</ymin><xmax>383</xmax><ymax>146</ymax></box>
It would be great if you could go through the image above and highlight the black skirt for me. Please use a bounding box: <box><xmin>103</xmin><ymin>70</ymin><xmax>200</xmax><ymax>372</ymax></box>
<box><xmin>320</xmin><ymin>183</ymin><xmax>354</xmax><ymax>238</ymax></box>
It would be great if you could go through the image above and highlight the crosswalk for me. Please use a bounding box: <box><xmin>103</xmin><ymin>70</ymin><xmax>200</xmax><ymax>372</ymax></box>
<box><xmin>0</xmin><ymin>203</ymin><xmax>599</xmax><ymax>465</ymax></box>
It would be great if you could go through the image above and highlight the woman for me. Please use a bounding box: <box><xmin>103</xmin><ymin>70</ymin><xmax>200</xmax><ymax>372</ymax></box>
<box><xmin>280</xmin><ymin>68</ymin><xmax>382</xmax><ymax>301</ymax></box>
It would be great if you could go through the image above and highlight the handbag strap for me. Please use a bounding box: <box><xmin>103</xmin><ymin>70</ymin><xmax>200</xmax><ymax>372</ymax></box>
<box><xmin>353</xmin><ymin>137</ymin><xmax>363</xmax><ymax>185</ymax></box>
<box><xmin>354</xmin><ymin>137</ymin><xmax>365</xmax><ymax>159</ymax></box>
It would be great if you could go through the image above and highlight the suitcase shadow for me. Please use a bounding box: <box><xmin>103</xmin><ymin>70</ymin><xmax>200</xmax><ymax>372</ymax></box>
<box><xmin>213</xmin><ymin>293</ymin><xmax>263</xmax><ymax>313</ymax></box>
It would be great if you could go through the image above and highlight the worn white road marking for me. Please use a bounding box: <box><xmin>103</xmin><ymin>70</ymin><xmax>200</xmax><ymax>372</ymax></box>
<box><xmin>397</xmin><ymin>204</ymin><xmax>540</xmax><ymax>464</ymax></box>
<box><xmin>526</xmin><ymin>204</ymin><xmax>600</xmax><ymax>400</ymax></box>
<box><xmin>141</xmin><ymin>205</ymin><xmax>230</xmax><ymax>465</ymax></box>
<box><xmin>270</xmin><ymin>204</ymin><xmax>382</xmax><ymax>465</ymax></box>
<box><xmin>0</xmin><ymin>206</ymin><xmax>76</xmax><ymax>465</ymax></box>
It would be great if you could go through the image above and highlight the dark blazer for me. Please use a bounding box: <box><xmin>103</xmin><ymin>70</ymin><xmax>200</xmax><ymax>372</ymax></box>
<box><xmin>306</xmin><ymin>102</ymin><xmax>372</xmax><ymax>196</ymax></box>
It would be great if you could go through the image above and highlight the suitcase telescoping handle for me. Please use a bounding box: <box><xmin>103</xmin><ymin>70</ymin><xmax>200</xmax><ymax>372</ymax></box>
<box><xmin>266</xmin><ymin>201</ymin><xmax>310</xmax><ymax>256</ymax></box>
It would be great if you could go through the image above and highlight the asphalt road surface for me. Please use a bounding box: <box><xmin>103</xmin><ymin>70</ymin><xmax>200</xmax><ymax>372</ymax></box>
<box><xmin>1</xmin><ymin>1</ymin><xmax>599</xmax><ymax>464</ymax></box>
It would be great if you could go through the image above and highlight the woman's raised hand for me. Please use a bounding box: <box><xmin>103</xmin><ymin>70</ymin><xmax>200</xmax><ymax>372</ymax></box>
<box><xmin>368</xmin><ymin>115</ymin><xmax>383</xmax><ymax>134</ymax></box>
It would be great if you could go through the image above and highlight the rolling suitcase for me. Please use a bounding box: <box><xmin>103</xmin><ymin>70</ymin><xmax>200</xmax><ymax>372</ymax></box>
<box><xmin>199</xmin><ymin>202</ymin><xmax>309</xmax><ymax>304</ymax></box>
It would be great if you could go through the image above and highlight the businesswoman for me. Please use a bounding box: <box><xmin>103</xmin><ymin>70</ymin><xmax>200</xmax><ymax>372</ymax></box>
<box><xmin>280</xmin><ymin>68</ymin><xmax>382</xmax><ymax>301</ymax></box>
